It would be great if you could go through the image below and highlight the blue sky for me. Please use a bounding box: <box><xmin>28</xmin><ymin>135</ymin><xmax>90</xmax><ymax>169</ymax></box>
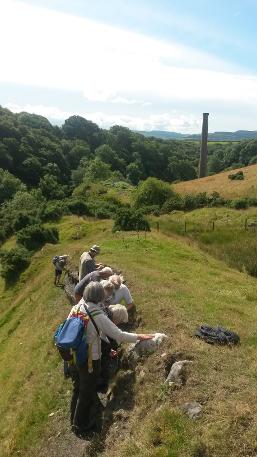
<box><xmin>1</xmin><ymin>0</ymin><xmax>257</xmax><ymax>132</ymax></box>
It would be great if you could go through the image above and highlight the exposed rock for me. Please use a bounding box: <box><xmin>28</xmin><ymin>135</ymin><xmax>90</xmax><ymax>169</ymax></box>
<box><xmin>181</xmin><ymin>401</ymin><xmax>202</xmax><ymax>419</ymax></box>
<box><xmin>165</xmin><ymin>360</ymin><xmax>193</xmax><ymax>385</ymax></box>
<box><xmin>128</xmin><ymin>333</ymin><xmax>168</xmax><ymax>359</ymax></box>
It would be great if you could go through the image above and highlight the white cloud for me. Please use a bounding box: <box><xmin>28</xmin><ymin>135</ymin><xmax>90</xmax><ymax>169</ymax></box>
<box><xmin>1</xmin><ymin>0</ymin><xmax>257</xmax><ymax>108</ymax></box>
<box><xmin>4</xmin><ymin>102</ymin><xmax>200</xmax><ymax>133</ymax></box>
<box><xmin>5</xmin><ymin>103</ymin><xmax>72</xmax><ymax>121</ymax></box>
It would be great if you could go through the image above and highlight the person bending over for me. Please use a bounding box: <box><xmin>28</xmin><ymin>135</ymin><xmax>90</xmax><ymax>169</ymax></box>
<box><xmin>74</xmin><ymin>267</ymin><xmax>113</xmax><ymax>303</ymax></box>
<box><xmin>109</xmin><ymin>274</ymin><xmax>134</xmax><ymax>310</ymax></box>
<box><xmin>53</xmin><ymin>255</ymin><xmax>69</xmax><ymax>286</ymax></box>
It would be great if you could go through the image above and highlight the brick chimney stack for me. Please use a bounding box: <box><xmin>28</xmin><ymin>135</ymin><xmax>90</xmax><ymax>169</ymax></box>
<box><xmin>199</xmin><ymin>113</ymin><xmax>209</xmax><ymax>178</ymax></box>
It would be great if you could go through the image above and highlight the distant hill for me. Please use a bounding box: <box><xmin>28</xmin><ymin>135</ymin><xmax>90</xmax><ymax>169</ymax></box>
<box><xmin>138</xmin><ymin>129</ymin><xmax>257</xmax><ymax>141</ymax></box>
<box><xmin>174</xmin><ymin>163</ymin><xmax>257</xmax><ymax>199</ymax></box>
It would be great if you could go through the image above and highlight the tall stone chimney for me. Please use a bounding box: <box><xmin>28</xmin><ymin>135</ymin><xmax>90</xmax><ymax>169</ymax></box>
<box><xmin>199</xmin><ymin>113</ymin><xmax>209</xmax><ymax>178</ymax></box>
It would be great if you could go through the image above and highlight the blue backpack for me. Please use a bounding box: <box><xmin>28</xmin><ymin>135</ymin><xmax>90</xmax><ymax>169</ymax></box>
<box><xmin>54</xmin><ymin>305</ymin><xmax>101</xmax><ymax>371</ymax></box>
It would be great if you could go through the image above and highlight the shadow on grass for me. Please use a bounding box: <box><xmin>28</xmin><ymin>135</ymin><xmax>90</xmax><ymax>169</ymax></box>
<box><xmin>85</xmin><ymin>368</ymin><xmax>136</xmax><ymax>456</ymax></box>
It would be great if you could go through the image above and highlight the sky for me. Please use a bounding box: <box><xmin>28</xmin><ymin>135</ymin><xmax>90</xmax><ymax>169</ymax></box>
<box><xmin>1</xmin><ymin>0</ymin><xmax>257</xmax><ymax>133</ymax></box>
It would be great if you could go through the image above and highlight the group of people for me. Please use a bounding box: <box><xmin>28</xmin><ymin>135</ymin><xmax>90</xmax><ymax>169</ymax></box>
<box><xmin>55</xmin><ymin>245</ymin><xmax>154</xmax><ymax>437</ymax></box>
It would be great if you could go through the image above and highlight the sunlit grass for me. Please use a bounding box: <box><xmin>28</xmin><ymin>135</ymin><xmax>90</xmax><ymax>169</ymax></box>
<box><xmin>174</xmin><ymin>163</ymin><xmax>257</xmax><ymax>199</ymax></box>
<box><xmin>2</xmin><ymin>216</ymin><xmax>257</xmax><ymax>456</ymax></box>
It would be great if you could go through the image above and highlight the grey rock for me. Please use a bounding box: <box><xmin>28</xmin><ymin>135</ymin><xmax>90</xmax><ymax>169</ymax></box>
<box><xmin>181</xmin><ymin>401</ymin><xmax>202</xmax><ymax>419</ymax></box>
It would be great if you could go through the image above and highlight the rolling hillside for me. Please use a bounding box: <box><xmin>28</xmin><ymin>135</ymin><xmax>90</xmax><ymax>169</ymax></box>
<box><xmin>138</xmin><ymin>129</ymin><xmax>257</xmax><ymax>141</ymax></box>
<box><xmin>174</xmin><ymin>163</ymin><xmax>257</xmax><ymax>199</ymax></box>
<box><xmin>2</xmin><ymin>216</ymin><xmax>257</xmax><ymax>456</ymax></box>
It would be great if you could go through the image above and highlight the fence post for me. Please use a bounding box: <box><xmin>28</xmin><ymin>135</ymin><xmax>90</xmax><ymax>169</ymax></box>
<box><xmin>184</xmin><ymin>221</ymin><xmax>187</xmax><ymax>233</ymax></box>
<box><xmin>245</xmin><ymin>218</ymin><xmax>248</xmax><ymax>231</ymax></box>
<box><xmin>212</xmin><ymin>221</ymin><xmax>215</xmax><ymax>231</ymax></box>
<box><xmin>157</xmin><ymin>221</ymin><xmax>159</xmax><ymax>232</ymax></box>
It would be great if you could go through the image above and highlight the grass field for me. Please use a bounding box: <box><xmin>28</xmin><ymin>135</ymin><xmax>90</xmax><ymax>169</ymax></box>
<box><xmin>151</xmin><ymin>207</ymin><xmax>257</xmax><ymax>277</ymax></box>
<box><xmin>2</xmin><ymin>216</ymin><xmax>257</xmax><ymax>456</ymax></box>
<box><xmin>173</xmin><ymin>163</ymin><xmax>257</xmax><ymax>199</ymax></box>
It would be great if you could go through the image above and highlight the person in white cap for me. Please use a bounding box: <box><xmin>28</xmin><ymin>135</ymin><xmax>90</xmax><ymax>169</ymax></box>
<box><xmin>78</xmin><ymin>245</ymin><xmax>103</xmax><ymax>281</ymax></box>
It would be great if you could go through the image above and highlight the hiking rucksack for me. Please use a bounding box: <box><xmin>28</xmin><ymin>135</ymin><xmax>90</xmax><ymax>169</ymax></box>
<box><xmin>52</xmin><ymin>255</ymin><xmax>59</xmax><ymax>266</ymax></box>
<box><xmin>54</xmin><ymin>305</ymin><xmax>101</xmax><ymax>371</ymax></box>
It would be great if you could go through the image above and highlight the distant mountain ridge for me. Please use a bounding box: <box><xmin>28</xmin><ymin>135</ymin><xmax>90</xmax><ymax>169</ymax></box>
<box><xmin>138</xmin><ymin>129</ymin><xmax>257</xmax><ymax>141</ymax></box>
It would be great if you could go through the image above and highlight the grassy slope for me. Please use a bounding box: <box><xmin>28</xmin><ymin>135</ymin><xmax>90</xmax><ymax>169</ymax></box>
<box><xmin>150</xmin><ymin>207</ymin><xmax>257</xmax><ymax>278</ymax></box>
<box><xmin>173</xmin><ymin>163</ymin><xmax>257</xmax><ymax>199</ymax></box>
<box><xmin>2</xmin><ymin>216</ymin><xmax>257</xmax><ymax>456</ymax></box>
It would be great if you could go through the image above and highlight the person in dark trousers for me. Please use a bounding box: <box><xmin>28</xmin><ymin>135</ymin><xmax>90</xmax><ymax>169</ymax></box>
<box><xmin>70</xmin><ymin>282</ymin><xmax>154</xmax><ymax>436</ymax></box>
<box><xmin>53</xmin><ymin>255</ymin><xmax>69</xmax><ymax>285</ymax></box>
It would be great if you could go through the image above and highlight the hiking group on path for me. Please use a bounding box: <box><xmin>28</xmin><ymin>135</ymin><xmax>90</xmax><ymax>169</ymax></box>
<box><xmin>54</xmin><ymin>245</ymin><xmax>154</xmax><ymax>438</ymax></box>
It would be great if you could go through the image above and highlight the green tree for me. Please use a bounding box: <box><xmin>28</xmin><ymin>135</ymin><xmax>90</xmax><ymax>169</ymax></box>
<box><xmin>17</xmin><ymin>112</ymin><xmax>52</xmax><ymax>130</ymax></box>
<box><xmin>39</xmin><ymin>174</ymin><xmax>68</xmax><ymax>200</ymax></box>
<box><xmin>20</xmin><ymin>157</ymin><xmax>43</xmax><ymax>186</ymax></box>
<box><xmin>0</xmin><ymin>169</ymin><xmax>26</xmax><ymax>204</ymax></box>
<box><xmin>95</xmin><ymin>144</ymin><xmax>125</xmax><ymax>172</ymax></box>
<box><xmin>62</xmin><ymin>115</ymin><xmax>101</xmax><ymax>148</ymax></box>
<box><xmin>84</xmin><ymin>157</ymin><xmax>112</xmax><ymax>182</ymax></box>
<box><xmin>67</xmin><ymin>144</ymin><xmax>91</xmax><ymax>169</ymax></box>
<box><xmin>208</xmin><ymin>155</ymin><xmax>223</xmax><ymax>174</ymax></box>
<box><xmin>134</xmin><ymin>177</ymin><xmax>174</xmax><ymax>208</ymax></box>
<box><xmin>0</xmin><ymin>143</ymin><xmax>13</xmax><ymax>170</ymax></box>
<box><xmin>126</xmin><ymin>161</ymin><xmax>144</xmax><ymax>185</ymax></box>
<box><xmin>0</xmin><ymin>246</ymin><xmax>31</xmax><ymax>284</ymax></box>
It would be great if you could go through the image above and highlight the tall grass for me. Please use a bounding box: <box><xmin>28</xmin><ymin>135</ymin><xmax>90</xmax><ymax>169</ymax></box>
<box><xmin>152</xmin><ymin>211</ymin><xmax>257</xmax><ymax>278</ymax></box>
<box><xmin>198</xmin><ymin>231</ymin><xmax>257</xmax><ymax>277</ymax></box>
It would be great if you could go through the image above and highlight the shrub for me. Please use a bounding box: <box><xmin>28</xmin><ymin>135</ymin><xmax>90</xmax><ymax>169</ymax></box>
<box><xmin>113</xmin><ymin>208</ymin><xmax>150</xmax><ymax>232</ymax></box>
<box><xmin>246</xmin><ymin>197</ymin><xmax>257</xmax><ymax>207</ymax></box>
<box><xmin>17</xmin><ymin>225</ymin><xmax>59</xmax><ymax>251</ymax></box>
<box><xmin>228</xmin><ymin>170</ymin><xmax>244</xmax><ymax>180</ymax></box>
<box><xmin>67</xmin><ymin>199</ymin><xmax>92</xmax><ymax>216</ymax></box>
<box><xmin>13</xmin><ymin>212</ymin><xmax>41</xmax><ymax>231</ymax></box>
<box><xmin>183</xmin><ymin>194</ymin><xmax>198</xmax><ymax>211</ymax></box>
<box><xmin>0</xmin><ymin>227</ymin><xmax>6</xmax><ymax>244</ymax></box>
<box><xmin>161</xmin><ymin>195</ymin><xmax>184</xmax><ymax>213</ymax></box>
<box><xmin>0</xmin><ymin>246</ymin><xmax>31</xmax><ymax>283</ymax></box>
<box><xmin>42</xmin><ymin>202</ymin><xmax>64</xmax><ymax>221</ymax></box>
<box><xmin>88</xmin><ymin>200</ymin><xmax>117</xmax><ymax>219</ymax></box>
<box><xmin>207</xmin><ymin>192</ymin><xmax>226</xmax><ymax>207</ymax></box>
<box><xmin>230</xmin><ymin>199</ymin><xmax>249</xmax><ymax>210</ymax></box>
<box><xmin>134</xmin><ymin>177</ymin><xmax>174</xmax><ymax>209</ymax></box>
<box><xmin>140</xmin><ymin>205</ymin><xmax>161</xmax><ymax>216</ymax></box>
<box><xmin>94</xmin><ymin>207</ymin><xmax>113</xmax><ymax>219</ymax></box>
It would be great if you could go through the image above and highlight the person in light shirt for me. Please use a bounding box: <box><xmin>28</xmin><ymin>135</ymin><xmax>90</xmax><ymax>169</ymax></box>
<box><xmin>108</xmin><ymin>274</ymin><xmax>134</xmax><ymax>310</ymax></box>
<box><xmin>78</xmin><ymin>245</ymin><xmax>103</xmax><ymax>281</ymax></box>
<box><xmin>70</xmin><ymin>282</ymin><xmax>153</xmax><ymax>436</ymax></box>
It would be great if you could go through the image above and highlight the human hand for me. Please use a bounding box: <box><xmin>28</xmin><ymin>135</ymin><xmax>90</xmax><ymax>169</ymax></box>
<box><xmin>137</xmin><ymin>334</ymin><xmax>154</xmax><ymax>341</ymax></box>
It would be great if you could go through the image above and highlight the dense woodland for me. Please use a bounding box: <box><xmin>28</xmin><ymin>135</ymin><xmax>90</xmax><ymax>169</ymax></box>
<box><xmin>1</xmin><ymin>106</ymin><xmax>257</xmax><ymax>196</ymax></box>
<box><xmin>1</xmin><ymin>105</ymin><xmax>257</xmax><ymax>281</ymax></box>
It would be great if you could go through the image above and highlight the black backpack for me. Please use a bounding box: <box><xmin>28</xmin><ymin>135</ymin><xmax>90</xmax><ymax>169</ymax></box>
<box><xmin>52</xmin><ymin>255</ymin><xmax>59</xmax><ymax>266</ymax></box>
<box><xmin>195</xmin><ymin>325</ymin><xmax>240</xmax><ymax>345</ymax></box>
